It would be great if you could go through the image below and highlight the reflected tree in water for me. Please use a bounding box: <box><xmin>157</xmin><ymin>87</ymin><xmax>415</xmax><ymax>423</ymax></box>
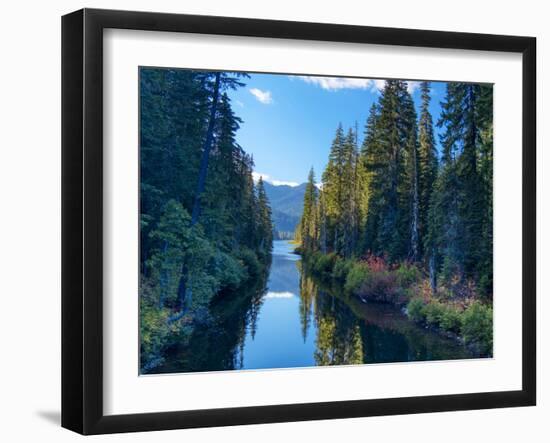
<box><xmin>154</xmin><ymin>270</ymin><xmax>269</xmax><ymax>373</ymax></box>
<box><xmin>298</xmin><ymin>265</ymin><xmax>316</xmax><ymax>342</ymax></box>
<box><xmin>313</xmin><ymin>290</ymin><xmax>364</xmax><ymax>366</ymax></box>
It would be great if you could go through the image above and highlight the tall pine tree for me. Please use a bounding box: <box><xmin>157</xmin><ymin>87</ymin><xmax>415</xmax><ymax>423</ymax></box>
<box><xmin>417</xmin><ymin>81</ymin><xmax>438</xmax><ymax>262</ymax></box>
<box><xmin>301</xmin><ymin>168</ymin><xmax>318</xmax><ymax>252</ymax></box>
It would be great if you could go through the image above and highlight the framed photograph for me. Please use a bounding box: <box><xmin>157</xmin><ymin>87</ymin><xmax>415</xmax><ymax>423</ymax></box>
<box><xmin>62</xmin><ymin>8</ymin><xmax>536</xmax><ymax>435</ymax></box>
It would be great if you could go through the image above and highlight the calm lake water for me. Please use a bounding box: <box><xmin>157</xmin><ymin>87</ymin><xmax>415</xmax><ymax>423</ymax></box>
<box><xmin>156</xmin><ymin>240</ymin><xmax>474</xmax><ymax>374</ymax></box>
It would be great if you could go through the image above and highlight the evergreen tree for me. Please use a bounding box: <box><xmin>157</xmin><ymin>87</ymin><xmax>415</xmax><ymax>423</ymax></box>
<box><xmin>317</xmin><ymin>191</ymin><xmax>328</xmax><ymax>254</ymax></box>
<box><xmin>140</xmin><ymin>68</ymin><xmax>209</xmax><ymax>272</ymax></box>
<box><xmin>363</xmin><ymin>80</ymin><xmax>417</xmax><ymax>261</ymax></box>
<box><xmin>318</xmin><ymin>124</ymin><xmax>362</xmax><ymax>257</ymax></box>
<box><xmin>417</xmin><ymin>81</ymin><xmax>438</xmax><ymax>261</ymax></box>
<box><xmin>428</xmin><ymin>83</ymin><xmax>463</xmax><ymax>284</ymax></box>
<box><xmin>406</xmin><ymin>116</ymin><xmax>420</xmax><ymax>261</ymax></box>
<box><xmin>177</xmin><ymin>71</ymin><xmax>249</xmax><ymax>309</ymax></box>
<box><xmin>361</xmin><ymin>103</ymin><xmax>382</xmax><ymax>254</ymax></box>
<box><xmin>341</xmin><ymin>128</ymin><xmax>359</xmax><ymax>257</ymax></box>
<box><xmin>322</xmin><ymin>124</ymin><xmax>347</xmax><ymax>254</ymax></box>
<box><xmin>139</xmin><ymin>67</ymin><xmax>273</xmax><ymax>326</ymax></box>
<box><xmin>457</xmin><ymin>84</ymin><xmax>484</xmax><ymax>279</ymax></box>
<box><xmin>476</xmin><ymin>85</ymin><xmax>494</xmax><ymax>296</ymax></box>
<box><xmin>256</xmin><ymin>177</ymin><xmax>274</xmax><ymax>257</ymax></box>
<box><xmin>301</xmin><ymin>168</ymin><xmax>318</xmax><ymax>251</ymax></box>
<box><xmin>428</xmin><ymin>82</ymin><xmax>491</xmax><ymax>294</ymax></box>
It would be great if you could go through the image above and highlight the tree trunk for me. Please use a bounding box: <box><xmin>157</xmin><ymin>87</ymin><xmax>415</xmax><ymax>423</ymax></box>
<box><xmin>411</xmin><ymin>145</ymin><xmax>419</xmax><ymax>262</ymax></box>
<box><xmin>158</xmin><ymin>240</ymin><xmax>168</xmax><ymax>309</ymax></box>
<box><xmin>191</xmin><ymin>72</ymin><xmax>221</xmax><ymax>225</ymax></box>
<box><xmin>175</xmin><ymin>72</ymin><xmax>221</xmax><ymax>312</ymax></box>
<box><xmin>320</xmin><ymin>203</ymin><xmax>327</xmax><ymax>254</ymax></box>
<box><xmin>429</xmin><ymin>248</ymin><xmax>437</xmax><ymax>294</ymax></box>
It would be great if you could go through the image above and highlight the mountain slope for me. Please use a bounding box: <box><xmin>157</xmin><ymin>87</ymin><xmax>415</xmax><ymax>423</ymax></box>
<box><xmin>264</xmin><ymin>182</ymin><xmax>306</xmax><ymax>239</ymax></box>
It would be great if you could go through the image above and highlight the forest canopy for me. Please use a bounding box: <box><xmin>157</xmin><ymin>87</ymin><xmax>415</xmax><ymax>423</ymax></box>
<box><xmin>139</xmin><ymin>68</ymin><xmax>273</xmax><ymax>372</ymax></box>
<box><xmin>297</xmin><ymin>80</ymin><xmax>493</xmax><ymax>355</ymax></box>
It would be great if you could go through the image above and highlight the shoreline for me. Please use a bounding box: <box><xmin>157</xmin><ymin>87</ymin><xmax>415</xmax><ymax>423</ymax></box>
<box><xmin>299</xmin><ymin>249</ymin><xmax>493</xmax><ymax>358</ymax></box>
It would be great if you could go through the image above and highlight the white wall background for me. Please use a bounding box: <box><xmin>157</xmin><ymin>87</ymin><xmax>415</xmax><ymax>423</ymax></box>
<box><xmin>0</xmin><ymin>0</ymin><xmax>546</xmax><ymax>441</ymax></box>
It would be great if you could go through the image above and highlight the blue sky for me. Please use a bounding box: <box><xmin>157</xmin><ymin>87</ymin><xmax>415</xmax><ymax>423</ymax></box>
<box><xmin>228</xmin><ymin>73</ymin><xmax>447</xmax><ymax>186</ymax></box>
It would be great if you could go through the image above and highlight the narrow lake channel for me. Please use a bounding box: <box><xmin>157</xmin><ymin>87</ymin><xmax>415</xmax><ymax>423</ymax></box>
<box><xmin>157</xmin><ymin>240</ymin><xmax>474</xmax><ymax>374</ymax></box>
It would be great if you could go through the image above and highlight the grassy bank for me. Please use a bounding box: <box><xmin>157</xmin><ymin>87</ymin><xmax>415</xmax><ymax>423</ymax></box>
<box><xmin>302</xmin><ymin>251</ymin><xmax>493</xmax><ymax>356</ymax></box>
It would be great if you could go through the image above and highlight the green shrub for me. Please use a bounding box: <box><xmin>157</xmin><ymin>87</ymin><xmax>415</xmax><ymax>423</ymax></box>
<box><xmin>360</xmin><ymin>270</ymin><xmax>398</xmax><ymax>302</ymax></box>
<box><xmin>477</xmin><ymin>272</ymin><xmax>493</xmax><ymax>299</ymax></box>
<box><xmin>342</xmin><ymin>259</ymin><xmax>400</xmax><ymax>303</ymax></box>
<box><xmin>215</xmin><ymin>251</ymin><xmax>247</xmax><ymax>289</ymax></box>
<box><xmin>238</xmin><ymin>248</ymin><xmax>262</xmax><ymax>279</ymax></box>
<box><xmin>408</xmin><ymin>299</ymin><xmax>463</xmax><ymax>335</ymax></box>
<box><xmin>140</xmin><ymin>297</ymin><xmax>180</xmax><ymax>373</ymax></box>
<box><xmin>344</xmin><ymin>262</ymin><xmax>370</xmax><ymax>294</ymax></box>
<box><xmin>462</xmin><ymin>301</ymin><xmax>493</xmax><ymax>355</ymax></box>
<box><xmin>441</xmin><ymin>256</ymin><xmax>461</xmax><ymax>282</ymax></box>
<box><xmin>333</xmin><ymin>258</ymin><xmax>353</xmax><ymax>282</ymax></box>
<box><xmin>439</xmin><ymin>306</ymin><xmax>462</xmax><ymax>333</ymax></box>
<box><xmin>407</xmin><ymin>298</ymin><xmax>426</xmax><ymax>323</ymax></box>
<box><xmin>311</xmin><ymin>252</ymin><xmax>336</xmax><ymax>276</ymax></box>
<box><xmin>395</xmin><ymin>263</ymin><xmax>421</xmax><ymax>287</ymax></box>
<box><xmin>424</xmin><ymin>301</ymin><xmax>445</xmax><ymax>326</ymax></box>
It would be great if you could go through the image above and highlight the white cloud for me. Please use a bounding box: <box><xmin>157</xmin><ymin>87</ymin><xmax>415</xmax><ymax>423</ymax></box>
<box><xmin>252</xmin><ymin>171</ymin><xmax>269</xmax><ymax>183</ymax></box>
<box><xmin>407</xmin><ymin>81</ymin><xmax>421</xmax><ymax>94</ymax></box>
<box><xmin>272</xmin><ymin>179</ymin><xmax>300</xmax><ymax>187</ymax></box>
<box><xmin>252</xmin><ymin>171</ymin><xmax>299</xmax><ymax>187</ymax></box>
<box><xmin>296</xmin><ymin>75</ymin><xmax>373</xmax><ymax>91</ymax></box>
<box><xmin>249</xmin><ymin>88</ymin><xmax>273</xmax><ymax>104</ymax></box>
<box><xmin>235</xmin><ymin>100</ymin><xmax>245</xmax><ymax>108</ymax></box>
<box><xmin>294</xmin><ymin>76</ymin><xmax>419</xmax><ymax>95</ymax></box>
<box><xmin>265</xmin><ymin>291</ymin><xmax>295</xmax><ymax>299</ymax></box>
<box><xmin>372</xmin><ymin>79</ymin><xmax>386</xmax><ymax>91</ymax></box>
<box><xmin>373</xmin><ymin>79</ymin><xmax>420</xmax><ymax>94</ymax></box>
<box><xmin>294</xmin><ymin>75</ymin><xmax>390</xmax><ymax>94</ymax></box>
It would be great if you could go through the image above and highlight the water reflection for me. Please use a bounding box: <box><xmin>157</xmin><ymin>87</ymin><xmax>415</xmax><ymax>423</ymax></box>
<box><xmin>155</xmin><ymin>240</ymin><xmax>474</xmax><ymax>374</ymax></box>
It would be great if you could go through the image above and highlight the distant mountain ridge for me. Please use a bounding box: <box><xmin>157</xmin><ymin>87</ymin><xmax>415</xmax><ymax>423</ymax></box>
<box><xmin>263</xmin><ymin>181</ymin><xmax>306</xmax><ymax>239</ymax></box>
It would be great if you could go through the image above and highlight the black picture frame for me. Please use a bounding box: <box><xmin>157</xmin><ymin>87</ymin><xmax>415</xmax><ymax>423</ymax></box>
<box><xmin>62</xmin><ymin>8</ymin><xmax>536</xmax><ymax>435</ymax></box>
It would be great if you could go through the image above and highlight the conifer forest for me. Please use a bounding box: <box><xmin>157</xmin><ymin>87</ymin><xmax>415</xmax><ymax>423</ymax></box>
<box><xmin>140</xmin><ymin>67</ymin><xmax>493</xmax><ymax>374</ymax></box>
